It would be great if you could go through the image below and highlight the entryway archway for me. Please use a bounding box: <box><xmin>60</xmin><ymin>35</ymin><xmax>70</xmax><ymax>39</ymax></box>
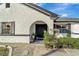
<box><xmin>30</xmin><ymin>21</ymin><xmax>48</xmax><ymax>43</ymax></box>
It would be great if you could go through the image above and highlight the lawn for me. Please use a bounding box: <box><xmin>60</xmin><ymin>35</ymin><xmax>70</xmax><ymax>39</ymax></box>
<box><xmin>0</xmin><ymin>47</ymin><xmax>9</xmax><ymax>56</ymax></box>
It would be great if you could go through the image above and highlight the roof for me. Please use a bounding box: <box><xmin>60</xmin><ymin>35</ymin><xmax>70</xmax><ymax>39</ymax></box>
<box><xmin>55</xmin><ymin>18</ymin><xmax>79</xmax><ymax>22</ymax></box>
<box><xmin>21</xmin><ymin>3</ymin><xmax>58</xmax><ymax>17</ymax></box>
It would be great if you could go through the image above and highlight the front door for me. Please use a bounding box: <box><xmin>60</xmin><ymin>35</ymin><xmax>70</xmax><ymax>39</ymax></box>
<box><xmin>35</xmin><ymin>24</ymin><xmax>47</xmax><ymax>40</ymax></box>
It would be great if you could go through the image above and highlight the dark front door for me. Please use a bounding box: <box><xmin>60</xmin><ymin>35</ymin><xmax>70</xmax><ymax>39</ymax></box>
<box><xmin>35</xmin><ymin>24</ymin><xmax>47</xmax><ymax>40</ymax></box>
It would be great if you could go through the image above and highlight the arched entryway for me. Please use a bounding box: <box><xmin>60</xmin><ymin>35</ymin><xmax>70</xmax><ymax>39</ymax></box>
<box><xmin>30</xmin><ymin>21</ymin><xmax>48</xmax><ymax>43</ymax></box>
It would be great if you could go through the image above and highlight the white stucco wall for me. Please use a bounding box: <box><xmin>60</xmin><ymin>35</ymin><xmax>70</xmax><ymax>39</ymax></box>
<box><xmin>0</xmin><ymin>3</ymin><xmax>54</xmax><ymax>43</ymax></box>
<box><xmin>0</xmin><ymin>36</ymin><xmax>29</xmax><ymax>43</ymax></box>
<box><xmin>71</xmin><ymin>23</ymin><xmax>79</xmax><ymax>38</ymax></box>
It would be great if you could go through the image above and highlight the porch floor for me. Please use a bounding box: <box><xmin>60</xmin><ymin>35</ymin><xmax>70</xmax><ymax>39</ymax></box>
<box><xmin>34</xmin><ymin>40</ymin><xmax>44</xmax><ymax>44</ymax></box>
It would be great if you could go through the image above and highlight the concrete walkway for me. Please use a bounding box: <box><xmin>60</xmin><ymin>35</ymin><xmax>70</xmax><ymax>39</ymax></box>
<box><xmin>0</xmin><ymin>43</ymin><xmax>53</xmax><ymax>56</ymax></box>
<box><xmin>48</xmin><ymin>48</ymin><xmax>79</xmax><ymax>56</ymax></box>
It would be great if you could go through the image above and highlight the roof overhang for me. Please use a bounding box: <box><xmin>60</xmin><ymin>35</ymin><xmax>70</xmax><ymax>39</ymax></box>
<box><xmin>21</xmin><ymin>3</ymin><xmax>59</xmax><ymax>18</ymax></box>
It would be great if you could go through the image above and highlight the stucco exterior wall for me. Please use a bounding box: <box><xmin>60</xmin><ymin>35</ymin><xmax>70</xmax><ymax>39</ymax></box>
<box><xmin>0</xmin><ymin>36</ymin><xmax>29</xmax><ymax>43</ymax></box>
<box><xmin>0</xmin><ymin>3</ymin><xmax>54</xmax><ymax>43</ymax></box>
<box><xmin>71</xmin><ymin>23</ymin><xmax>79</xmax><ymax>38</ymax></box>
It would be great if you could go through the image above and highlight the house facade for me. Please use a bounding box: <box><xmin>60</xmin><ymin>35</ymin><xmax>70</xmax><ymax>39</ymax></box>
<box><xmin>0</xmin><ymin>3</ymin><xmax>79</xmax><ymax>44</ymax></box>
<box><xmin>0</xmin><ymin>3</ymin><xmax>58</xmax><ymax>43</ymax></box>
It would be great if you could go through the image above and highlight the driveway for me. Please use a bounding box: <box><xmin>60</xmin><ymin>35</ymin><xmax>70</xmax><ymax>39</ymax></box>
<box><xmin>47</xmin><ymin>48</ymin><xmax>79</xmax><ymax>56</ymax></box>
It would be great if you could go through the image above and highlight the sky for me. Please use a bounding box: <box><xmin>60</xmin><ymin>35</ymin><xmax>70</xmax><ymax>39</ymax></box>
<box><xmin>37</xmin><ymin>3</ymin><xmax>79</xmax><ymax>18</ymax></box>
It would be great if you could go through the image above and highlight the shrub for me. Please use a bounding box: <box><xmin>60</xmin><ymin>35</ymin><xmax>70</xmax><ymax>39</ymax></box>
<box><xmin>58</xmin><ymin>38</ymin><xmax>79</xmax><ymax>49</ymax></box>
<box><xmin>67</xmin><ymin>30</ymin><xmax>71</xmax><ymax>37</ymax></box>
<box><xmin>58</xmin><ymin>38</ymin><xmax>69</xmax><ymax>48</ymax></box>
<box><xmin>72</xmin><ymin>39</ymin><xmax>79</xmax><ymax>49</ymax></box>
<box><xmin>44</xmin><ymin>31</ymin><xmax>53</xmax><ymax>48</ymax></box>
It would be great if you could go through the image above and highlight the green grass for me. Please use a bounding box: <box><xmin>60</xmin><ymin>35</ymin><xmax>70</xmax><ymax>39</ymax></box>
<box><xmin>0</xmin><ymin>47</ymin><xmax>9</xmax><ymax>56</ymax></box>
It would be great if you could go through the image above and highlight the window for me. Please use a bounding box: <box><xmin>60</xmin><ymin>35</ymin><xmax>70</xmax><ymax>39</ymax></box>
<box><xmin>0</xmin><ymin>22</ymin><xmax>15</xmax><ymax>35</ymax></box>
<box><xmin>60</xmin><ymin>29</ymin><xmax>69</xmax><ymax>33</ymax></box>
<box><xmin>59</xmin><ymin>24</ymin><xmax>69</xmax><ymax>33</ymax></box>
<box><xmin>54</xmin><ymin>24</ymin><xmax>69</xmax><ymax>33</ymax></box>
<box><xmin>6</xmin><ymin>3</ymin><xmax>10</xmax><ymax>8</ymax></box>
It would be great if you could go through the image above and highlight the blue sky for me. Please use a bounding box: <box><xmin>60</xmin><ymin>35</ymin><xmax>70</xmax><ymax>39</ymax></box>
<box><xmin>37</xmin><ymin>3</ymin><xmax>79</xmax><ymax>18</ymax></box>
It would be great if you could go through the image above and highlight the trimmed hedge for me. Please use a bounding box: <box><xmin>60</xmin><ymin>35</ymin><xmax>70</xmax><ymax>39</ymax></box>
<box><xmin>58</xmin><ymin>37</ymin><xmax>79</xmax><ymax>49</ymax></box>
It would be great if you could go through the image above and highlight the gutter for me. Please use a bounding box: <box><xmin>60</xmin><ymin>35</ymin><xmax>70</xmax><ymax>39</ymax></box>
<box><xmin>50</xmin><ymin>16</ymin><xmax>60</xmax><ymax>21</ymax></box>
